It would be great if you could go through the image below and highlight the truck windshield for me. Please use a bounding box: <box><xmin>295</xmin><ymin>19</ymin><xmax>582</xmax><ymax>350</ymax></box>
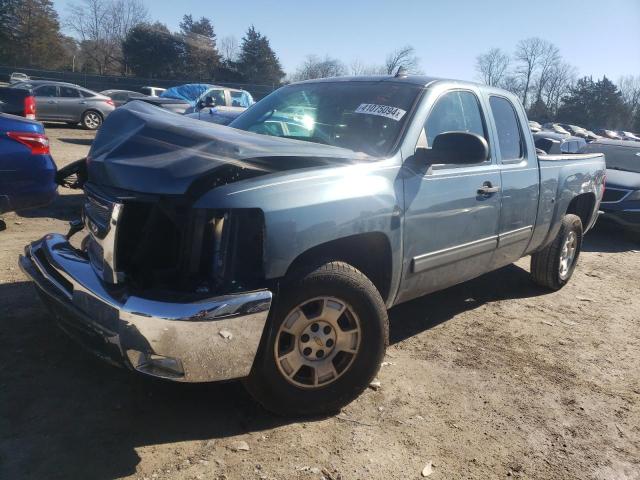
<box><xmin>230</xmin><ymin>82</ymin><xmax>422</xmax><ymax>157</ymax></box>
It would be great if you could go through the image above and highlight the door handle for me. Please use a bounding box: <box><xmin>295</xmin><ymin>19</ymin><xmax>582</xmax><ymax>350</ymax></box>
<box><xmin>79</xmin><ymin>101</ymin><xmax>87</xmax><ymax>104</ymax></box>
<box><xmin>477</xmin><ymin>182</ymin><xmax>500</xmax><ymax>195</ymax></box>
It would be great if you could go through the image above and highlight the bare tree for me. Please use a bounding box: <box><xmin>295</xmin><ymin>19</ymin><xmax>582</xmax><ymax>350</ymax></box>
<box><xmin>292</xmin><ymin>54</ymin><xmax>347</xmax><ymax>81</ymax></box>
<box><xmin>349</xmin><ymin>58</ymin><xmax>385</xmax><ymax>76</ymax></box>
<box><xmin>385</xmin><ymin>45</ymin><xmax>421</xmax><ymax>75</ymax></box>
<box><xmin>514</xmin><ymin>37</ymin><xmax>549</xmax><ymax>107</ymax></box>
<box><xmin>219</xmin><ymin>35</ymin><xmax>239</xmax><ymax>63</ymax></box>
<box><xmin>532</xmin><ymin>42</ymin><xmax>561</xmax><ymax>104</ymax></box>
<box><xmin>618</xmin><ymin>75</ymin><xmax>640</xmax><ymax>125</ymax></box>
<box><xmin>66</xmin><ymin>0</ymin><xmax>147</xmax><ymax>74</ymax></box>
<box><xmin>543</xmin><ymin>62</ymin><xmax>576</xmax><ymax>116</ymax></box>
<box><xmin>475</xmin><ymin>48</ymin><xmax>510</xmax><ymax>86</ymax></box>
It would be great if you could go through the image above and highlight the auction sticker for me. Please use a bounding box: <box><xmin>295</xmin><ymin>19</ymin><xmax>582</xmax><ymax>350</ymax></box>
<box><xmin>355</xmin><ymin>103</ymin><xmax>406</xmax><ymax>121</ymax></box>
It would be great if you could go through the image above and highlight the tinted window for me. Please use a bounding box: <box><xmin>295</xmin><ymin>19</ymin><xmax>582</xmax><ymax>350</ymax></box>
<box><xmin>425</xmin><ymin>90</ymin><xmax>486</xmax><ymax>146</ymax></box>
<box><xmin>204</xmin><ymin>89</ymin><xmax>226</xmax><ymax>106</ymax></box>
<box><xmin>489</xmin><ymin>96</ymin><xmax>523</xmax><ymax>161</ymax></box>
<box><xmin>35</xmin><ymin>85</ymin><xmax>57</xmax><ymax>97</ymax></box>
<box><xmin>230</xmin><ymin>91</ymin><xmax>252</xmax><ymax>108</ymax></box>
<box><xmin>59</xmin><ymin>86</ymin><xmax>80</xmax><ymax>98</ymax></box>
<box><xmin>231</xmin><ymin>82</ymin><xmax>421</xmax><ymax>157</ymax></box>
<box><xmin>79</xmin><ymin>89</ymin><xmax>96</xmax><ymax>98</ymax></box>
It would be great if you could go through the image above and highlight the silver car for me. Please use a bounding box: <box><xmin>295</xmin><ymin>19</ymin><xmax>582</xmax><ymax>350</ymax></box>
<box><xmin>11</xmin><ymin>80</ymin><xmax>115</xmax><ymax>130</ymax></box>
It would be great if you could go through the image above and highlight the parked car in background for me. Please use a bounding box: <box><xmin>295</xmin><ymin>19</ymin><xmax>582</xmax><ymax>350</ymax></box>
<box><xmin>140</xmin><ymin>86</ymin><xmax>166</xmax><ymax>97</ymax></box>
<box><xmin>542</xmin><ymin>122</ymin><xmax>571</xmax><ymax>135</ymax></box>
<box><xmin>617</xmin><ymin>131</ymin><xmax>640</xmax><ymax>142</ymax></box>
<box><xmin>581</xmin><ymin>138</ymin><xmax>640</xmax><ymax>238</ymax></box>
<box><xmin>9</xmin><ymin>72</ymin><xmax>30</xmax><ymax>84</ymax></box>
<box><xmin>185</xmin><ymin>108</ymin><xmax>243</xmax><ymax>125</ymax></box>
<box><xmin>0</xmin><ymin>113</ymin><xmax>57</xmax><ymax>221</ymax></box>
<box><xmin>100</xmin><ymin>89</ymin><xmax>147</xmax><ymax>108</ymax></box>
<box><xmin>185</xmin><ymin>86</ymin><xmax>254</xmax><ymax>115</ymax></box>
<box><xmin>594</xmin><ymin>128</ymin><xmax>623</xmax><ymax>140</ymax></box>
<box><xmin>528</xmin><ymin>120</ymin><xmax>542</xmax><ymax>132</ymax></box>
<box><xmin>533</xmin><ymin>131</ymin><xmax>587</xmax><ymax>154</ymax></box>
<box><xmin>11</xmin><ymin>80</ymin><xmax>114</xmax><ymax>129</ymax></box>
<box><xmin>20</xmin><ymin>75</ymin><xmax>605</xmax><ymax>416</ymax></box>
<box><xmin>0</xmin><ymin>87</ymin><xmax>36</xmax><ymax>119</ymax></box>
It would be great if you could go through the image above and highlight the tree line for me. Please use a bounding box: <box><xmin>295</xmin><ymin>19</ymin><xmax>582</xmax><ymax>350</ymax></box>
<box><xmin>475</xmin><ymin>37</ymin><xmax>640</xmax><ymax>130</ymax></box>
<box><xmin>1</xmin><ymin>3</ymin><xmax>638</xmax><ymax>129</ymax></box>
<box><xmin>0</xmin><ymin>0</ymin><xmax>285</xmax><ymax>85</ymax></box>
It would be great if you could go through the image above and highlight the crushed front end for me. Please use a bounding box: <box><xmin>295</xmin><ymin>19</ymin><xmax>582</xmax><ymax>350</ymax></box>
<box><xmin>19</xmin><ymin>182</ymin><xmax>272</xmax><ymax>382</ymax></box>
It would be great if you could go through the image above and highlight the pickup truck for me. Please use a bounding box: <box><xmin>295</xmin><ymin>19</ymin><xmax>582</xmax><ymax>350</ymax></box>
<box><xmin>19</xmin><ymin>75</ymin><xmax>605</xmax><ymax>417</ymax></box>
<box><xmin>0</xmin><ymin>87</ymin><xmax>36</xmax><ymax>119</ymax></box>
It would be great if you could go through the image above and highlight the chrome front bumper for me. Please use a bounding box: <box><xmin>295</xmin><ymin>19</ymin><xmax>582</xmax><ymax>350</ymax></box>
<box><xmin>19</xmin><ymin>234</ymin><xmax>272</xmax><ymax>382</ymax></box>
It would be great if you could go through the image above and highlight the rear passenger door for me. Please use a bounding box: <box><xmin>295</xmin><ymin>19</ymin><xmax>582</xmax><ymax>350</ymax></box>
<box><xmin>57</xmin><ymin>86</ymin><xmax>85</xmax><ymax>121</ymax></box>
<box><xmin>34</xmin><ymin>85</ymin><xmax>59</xmax><ymax>120</ymax></box>
<box><xmin>399</xmin><ymin>89</ymin><xmax>502</xmax><ymax>303</ymax></box>
<box><xmin>487</xmin><ymin>95</ymin><xmax>540</xmax><ymax>269</ymax></box>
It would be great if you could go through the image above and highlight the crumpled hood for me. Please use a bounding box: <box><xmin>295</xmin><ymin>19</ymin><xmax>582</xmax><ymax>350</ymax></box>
<box><xmin>88</xmin><ymin>101</ymin><xmax>370</xmax><ymax>196</ymax></box>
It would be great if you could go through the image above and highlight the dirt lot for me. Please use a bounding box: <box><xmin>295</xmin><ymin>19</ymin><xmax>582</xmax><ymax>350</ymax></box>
<box><xmin>1</xmin><ymin>125</ymin><xmax>639</xmax><ymax>480</ymax></box>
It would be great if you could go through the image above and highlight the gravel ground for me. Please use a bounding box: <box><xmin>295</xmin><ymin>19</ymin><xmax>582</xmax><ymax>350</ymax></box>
<box><xmin>1</xmin><ymin>125</ymin><xmax>639</xmax><ymax>480</ymax></box>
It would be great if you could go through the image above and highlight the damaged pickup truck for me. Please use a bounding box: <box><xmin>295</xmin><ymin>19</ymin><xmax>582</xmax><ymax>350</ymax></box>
<box><xmin>20</xmin><ymin>75</ymin><xmax>606</xmax><ymax>416</ymax></box>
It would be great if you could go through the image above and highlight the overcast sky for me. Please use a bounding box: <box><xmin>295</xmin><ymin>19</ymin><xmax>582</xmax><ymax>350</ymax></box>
<box><xmin>54</xmin><ymin>0</ymin><xmax>640</xmax><ymax>81</ymax></box>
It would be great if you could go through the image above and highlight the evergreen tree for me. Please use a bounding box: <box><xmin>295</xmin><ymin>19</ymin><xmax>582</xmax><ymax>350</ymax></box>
<box><xmin>0</xmin><ymin>0</ymin><xmax>20</xmax><ymax>64</ymax></box>
<box><xmin>557</xmin><ymin>76</ymin><xmax>627</xmax><ymax>129</ymax></box>
<box><xmin>0</xmin><ymin>0</ymin><xmax>67</xmax><ymax>68</ymax></box>
<box><xmin>123</xmin><ymin>22</ymin><xmax>181</xmax><ymax>78</ymax></box>
<box><xmin>236</xmin><ymin>25</ymin><xmax>284</xmax><ymax>85</ymax></box>
<box><xmin>178</xmin><ymin>14</ymin><xmax>219</xmax><ymax>80</ymax></box>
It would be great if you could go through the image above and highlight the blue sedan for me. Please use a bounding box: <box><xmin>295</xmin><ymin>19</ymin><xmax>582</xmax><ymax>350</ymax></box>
<box><xmin>0</xmin><ymin>113</ymin><xmax>57</xmax><ymax>219</ymax></box>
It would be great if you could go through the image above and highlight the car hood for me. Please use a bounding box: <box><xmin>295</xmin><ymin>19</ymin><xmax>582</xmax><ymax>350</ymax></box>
<box><xmin>87</xmin><ymin>100</ymin><xmax>371</xmax><ymax>196</ymax></box>
<box><xmin>605</xmin><ymin>168</ymin><xmax>640</xmax><ymax>189</ymax></box>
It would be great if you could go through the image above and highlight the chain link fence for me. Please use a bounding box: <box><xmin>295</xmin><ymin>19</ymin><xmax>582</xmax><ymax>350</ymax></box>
<box><xmin>0</xmin><ymin>65</ymin><xmax>278</xmax><ymax>100</ymax></box>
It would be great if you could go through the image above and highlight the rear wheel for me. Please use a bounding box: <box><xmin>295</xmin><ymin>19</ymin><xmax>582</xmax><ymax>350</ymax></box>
<box><xmin>531</xmin><ymin>214</ymin><xmax>583</xmax><ymax>290</ymax></box>
<box><xmin>81</xmin><ymin>110</ymin><xmax>102</xmax><ymax>130</ymax></box>
<box><xmin>244</xmin><ymin>261</ymin><xmax>388</xmax><ymax>417</ymax></box>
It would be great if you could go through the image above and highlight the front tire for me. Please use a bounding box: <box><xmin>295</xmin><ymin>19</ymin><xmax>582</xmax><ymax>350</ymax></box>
<box><xmin>531</xmin><ymin>214</ymin><xmax>583</xmax><ymax>290</ymax></box>
<box><xmin>81</xmin><ymin>110</ymin><xmax>102</xmax><ymax>130</ymax></box>
<box><xmin>244</xmin><ymin>262</ymin><xmax>388</xmax><ymax>417</ymax></box>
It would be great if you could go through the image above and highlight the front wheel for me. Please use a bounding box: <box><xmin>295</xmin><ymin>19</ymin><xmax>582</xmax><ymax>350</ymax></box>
<box><xmin>531</xmin><ymin>213</ymin><xmax>583</xmax><ymax>290</ymax></box>
<box><xmin>244</xmin><ymin>262</ymin><xmax>388</xmax><ymax>417</ymax></box>
<box><xmin>81</xmin><ymin>110</ymin><xmax>102</xmax><ymax>130</ymax></box>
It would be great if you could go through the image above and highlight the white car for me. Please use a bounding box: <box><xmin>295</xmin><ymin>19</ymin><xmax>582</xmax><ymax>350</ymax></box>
<box><xmin>9</xmin><ymin>72</ymin><xmax>30</xmax><ymax>84</ymax></box>
<box><xmin>139</xmin><ymin>86</ymin><xmax>166</xmax><ymax>97</ymax></box>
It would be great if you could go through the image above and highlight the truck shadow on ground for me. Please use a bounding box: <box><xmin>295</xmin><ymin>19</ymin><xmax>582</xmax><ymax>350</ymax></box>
<box><xmin>57</xmin><ymin>137</ymin><xmax>94</xmax><ymax>146</ymax></box>
<box><xmin>581</xmin><ymin>223</ymin><xmax>639</xmax><ymax>253</ymax></box>
<box><xmin>16</xmin><ymin>192</ymin><xmax>83</xmax><ymax>221</ymax></box>
<box><xmin>0</xmin><ymin>228</ymin><xmax>630</xmax><ymax>479</ymax></box>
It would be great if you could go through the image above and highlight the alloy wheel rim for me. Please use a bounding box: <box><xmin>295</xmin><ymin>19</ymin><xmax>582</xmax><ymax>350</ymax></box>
<box><xmin>274</xmin><ymin>296</ymin><xmax>361</xmax><ymax>389</ymax></box>
<box><xmin>559</xmin><ymin>230</ymin><xmax>577</xmax><ymax>279</ymax></box>
<box><xmin>85</xmin><ymin>113</ymin><xmax>100</xmax><ymax>129</ymax></box>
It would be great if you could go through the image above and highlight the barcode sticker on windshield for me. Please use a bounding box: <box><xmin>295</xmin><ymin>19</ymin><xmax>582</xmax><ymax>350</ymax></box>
<box><xmin>355</xmin><ymin>104</ymin><xmax>407</xmax><ymax>121</ymax></box>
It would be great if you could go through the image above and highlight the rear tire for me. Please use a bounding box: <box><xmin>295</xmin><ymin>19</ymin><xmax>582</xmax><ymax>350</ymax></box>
<box><xmin>81</xmin><ymin>110</ymin><xmax>102</xmax><ymax>130</ymax></box>
<box><xmin>244</xmin><ymin>261</ymin><xmax>388</xmax><ymax>417</ymax></box>
<box><xmin>531</xmin><ymin>214</ymin><xmax>583</xmax><ymax>290</ymax></box>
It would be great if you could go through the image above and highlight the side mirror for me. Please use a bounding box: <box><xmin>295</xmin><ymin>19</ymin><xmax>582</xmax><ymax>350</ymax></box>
<box><xmin>204</xmin><ymin>95</ymin><xmax>216</xmax><ymax>108</ymax></box>
<box><xmin>417</xmin><ymin>131</ymin><xmax>489</xmax><ymax>165</ymax></box>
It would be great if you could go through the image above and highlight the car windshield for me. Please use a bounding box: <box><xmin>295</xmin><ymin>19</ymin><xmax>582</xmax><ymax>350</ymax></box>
<box><xmin>230</xmin><ymin>81</ymin><xmax>422</xmax><ymax>157</ymax></box>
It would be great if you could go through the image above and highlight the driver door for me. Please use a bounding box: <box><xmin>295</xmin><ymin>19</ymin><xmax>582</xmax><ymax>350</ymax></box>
<box><xmin>398</xmin><ymin>89</ymin><xmax>502</xmax><ymax>303</ymax></box>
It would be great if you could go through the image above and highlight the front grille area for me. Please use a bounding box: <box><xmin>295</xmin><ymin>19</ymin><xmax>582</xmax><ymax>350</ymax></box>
<box><xmin>83</xmin><ymin>186</ymin><xmax>122</xmax><ymax>283</ymax></box>
<box><xmin>602</xmin><ymin>188</ymin><xmax>630</xmax><ymax>203</ymax></box>
<box><xmin>81</xmin><ymin>184</ymin><xmax>266</xmax><ymax>294</ymax></box>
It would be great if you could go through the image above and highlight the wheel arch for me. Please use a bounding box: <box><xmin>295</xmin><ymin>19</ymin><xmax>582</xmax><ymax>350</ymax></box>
<box><xmin>566</xmin><ymin>192</ymin><xmax>596</xmax><ymax>231</ymax></box>
<box><xmin>282</xmin><ymin>232</ymin><xmax>394</xmax><ymax>305</ymax></box>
